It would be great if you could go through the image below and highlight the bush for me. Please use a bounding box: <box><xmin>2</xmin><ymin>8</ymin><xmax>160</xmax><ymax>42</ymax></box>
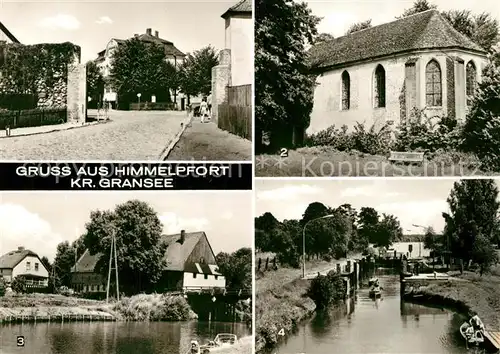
<box><xmin>0</xmin><ymin>93</ymin><xmax>37</xmax><ymax>110</ymax></box>
<box><xmin>304</xmin><ymin>122</ymin><xmax>392</xmax><ymax>155</ymax></box>
<box><xmin>307</xmin><ymin>273</ymin><xmax>346</xmax><ymax>310</ymax></box>
<box><xmin>0</xmin><ymin>278</ymin><xmax>6</xmax><ymax>297</ymax></box>
<box><xmin>11</xmin><ymin>276</ymin><xmax>26</xmax><ymax>294</ymax></box>
<box><xmin>113</xmin><ymin>293</ymin><xmax>193</xmax><ymax>321</ymax></box>
<box><xmin>394</xmin><ymin>109</ymin><xmax>461</xmax><ymax>153</ymax></box>
<box><xmin>462</xmin><ymin>63</ymin><xmax>500</xmax><ymax>170</ymax></box>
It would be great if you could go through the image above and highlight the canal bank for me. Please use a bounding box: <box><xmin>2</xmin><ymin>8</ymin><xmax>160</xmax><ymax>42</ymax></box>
<box><xmin>268</xmin><ymin>272</ymin><xmax>477</xmax><ymax>354</ymax></box>
<box><xmin>0</xmin><ymin>293</ymin><xmax>251</xmax><ymax>324</ymax></box>
<box><xmin>403</xmin><ymin>269</ymin><xmax>500</xmax><ymax>333</ymax></box>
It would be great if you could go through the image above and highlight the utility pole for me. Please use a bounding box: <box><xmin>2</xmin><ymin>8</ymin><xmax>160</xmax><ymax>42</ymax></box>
<box><xmin>106</xmin><ymin>229</ymin><xmax>120</xmax><ymax>303</ymax></box>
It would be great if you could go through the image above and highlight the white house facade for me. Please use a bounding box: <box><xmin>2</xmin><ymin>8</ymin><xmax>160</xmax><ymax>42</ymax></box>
<box><xmin>0</xmin><ymin>247</ymin><xmax>49</xmax><ymax>287</ymax></box>
<box><xmin>307</xmin><ymin>10</ymin><xmax>488</xmax><ymax>135</ymax></box>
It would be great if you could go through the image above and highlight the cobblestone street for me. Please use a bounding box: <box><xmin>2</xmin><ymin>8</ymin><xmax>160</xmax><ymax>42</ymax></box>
<box><xmin>0</xmin><ymin>110</ymin><xmax>187</xmax><ymax>160</ymax></box>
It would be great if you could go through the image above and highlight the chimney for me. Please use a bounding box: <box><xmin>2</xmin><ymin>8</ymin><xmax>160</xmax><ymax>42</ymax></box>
<box><xmin>18</xmin><ymin>246</ymin><xmax>25</xmax><ymax>251</ymax></box>
<box><xmin>180</xmin><ymin>230</ymin><xmax>186</xmax><ymax>244</ymax></box>
<box><xmin>155</xmin><ymin>30</ymin><xmax>159</xmax><ymax>38</ymax></box>
<box><xmin>146</xmin><ymin>28</ymin><xmax>152</xmax><ymax>36</ymax></box>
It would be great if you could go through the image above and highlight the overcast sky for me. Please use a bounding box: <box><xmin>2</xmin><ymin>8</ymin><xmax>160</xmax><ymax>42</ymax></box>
<box><xmin>0</xmin><ymin>0</ymin><xmax>235</xmax><ymax>62</ymax></box>
<box><xmin>255</xmin><ymin>179</ymin><xmax>500</xmax><ymax>235</ymax></box>
<box><xmin>0</xmin><ymin>191</ymin><xmax>252</xmax><ymax>261</ymax></box>
<box><xmin>304</xmin><ymin>0</ymin><xmax>500</xmax><ymax>38</ymax></box>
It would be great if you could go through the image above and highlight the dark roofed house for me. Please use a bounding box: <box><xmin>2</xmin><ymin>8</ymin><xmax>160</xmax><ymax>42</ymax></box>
<box><xmin>0</xmin><ymin>246</ymin><xmax>49</xmax><ymax>287</ymax></box>
<box><xmin>71</xmin><ymin>230</ymin><xmax>226</xmax><ymax>294</ymax></box>
<box><xmin>306</xmin><ymin>10</ymin><xmax>488</xmax><ymax>136</ymax></box>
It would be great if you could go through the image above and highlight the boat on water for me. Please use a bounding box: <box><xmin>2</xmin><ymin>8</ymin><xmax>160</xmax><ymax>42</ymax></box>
<box><xmin>459</xmin><ymin>315</ymin><xmax>485</xmax><ymax>348</ymax></box>
<box><xmin>188</xmin><ymin>334</ymin><xmax>238</xmax><ymax>354</ymax></box>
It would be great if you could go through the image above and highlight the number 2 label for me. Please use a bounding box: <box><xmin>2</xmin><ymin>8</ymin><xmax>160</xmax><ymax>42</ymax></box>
<box><xmin>280</xmin><ymin>148</ymin><xmax>288</xmax><ymax>158</ymax></box>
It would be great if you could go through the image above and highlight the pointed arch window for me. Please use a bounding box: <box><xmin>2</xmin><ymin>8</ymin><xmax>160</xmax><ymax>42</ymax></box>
<box><xmin>425</xmin><ymin>60</ymin><xmax>442</xmax><ymax>107</ymax></box>
<box><xmin>341</xmin><ymin>70</ymin><xmax>350</xmax><ymax>110</ymax></box>
<box><xmin>466</xmin><ymin>61</ymin><xmax>477</xmax><ymax>106</ymax></box>
<box><xmin>374</xmin><ymin>65</ymin><xmax>386</xmax><ymax>108</ymax></box>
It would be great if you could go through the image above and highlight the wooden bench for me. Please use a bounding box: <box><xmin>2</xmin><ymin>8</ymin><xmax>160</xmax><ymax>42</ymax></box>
<box><xmin>389</xmin><ymin>151</ymin><xmax>425</xmax><ymax>162</ymax></box>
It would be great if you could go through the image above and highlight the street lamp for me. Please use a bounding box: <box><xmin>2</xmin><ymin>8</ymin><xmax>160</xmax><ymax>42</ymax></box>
<box><xmin>302</xmin><ymin>214</ymin><xmax>335</xmax><ymax>278</ymax></box>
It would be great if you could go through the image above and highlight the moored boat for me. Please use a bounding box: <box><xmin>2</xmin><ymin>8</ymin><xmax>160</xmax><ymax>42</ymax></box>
<box><xmin>188</xmin><ymin>334</ymin><xmax>238</xmax><ymax>353</ymax></box>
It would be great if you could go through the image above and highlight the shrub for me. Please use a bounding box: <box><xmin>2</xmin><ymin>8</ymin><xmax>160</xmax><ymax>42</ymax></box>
<box><xmin>307</xmin><ymin>273</ymin><xmax>346</xmax><ymax>309</ymax></box>
<box><xmin>11</xmin><ymin>276</ymin><xmax>26</xmax><ymax>294</ymax></box>
<box><xmin>394</xmin><ymin>108</ymin><xmax>461</xmax><ymax>153</ymax></box>
<box><xmin>350</xmin><ymin>121</ymin><xmax>393</xmax><ymax>155</ymax></box>
<box><xmin>113</xmin><ymin>293</ymin><xmax>193</xmax><ymax>321</ymax></box>
<box><xmin>0</xmin><ymin>278</ymin><xmax>6</xmax><ymax>297</ymax></box>
<box><xmin>304</xmin><ymin>124</ymin><xmax>353</xmax><ymax>151</ymax></box>
<box><xmin>462</xmin><ymin>63</ymin><xmax>500</xmax><ymax>170</ymax></box>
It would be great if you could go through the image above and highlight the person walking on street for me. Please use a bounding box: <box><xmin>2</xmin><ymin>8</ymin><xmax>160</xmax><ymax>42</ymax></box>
<box><xmin>200</xmin><ymin>98</ymin><xmax>208</xmax><ymax>123</ymax></box>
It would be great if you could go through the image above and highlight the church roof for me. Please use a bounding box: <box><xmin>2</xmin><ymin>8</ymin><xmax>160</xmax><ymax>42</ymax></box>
<box><xmin>308</xmin><ymin>10</ymin><xmax>487</xmax><ymax>71</ymax></box>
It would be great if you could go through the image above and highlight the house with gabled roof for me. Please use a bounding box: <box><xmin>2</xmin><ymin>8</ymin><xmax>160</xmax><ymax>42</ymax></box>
<box><xmin>0</xmin><ymin>247</ymin><xmax>49</xmax><ymax>287</ymax></box>
<box><xmin>95</xmin><ymin>28</ymin><xmax>186</xmax><ymax>108</ymax></box>
<box><xmin>306</xmin><ymin>10</ymin><xmax>488</xmax><ymax>135</ymax></box>
<box><xmin>71</xmin><ymin>230</ymin><xmax>225</xmax><ymax>294</ymax></box>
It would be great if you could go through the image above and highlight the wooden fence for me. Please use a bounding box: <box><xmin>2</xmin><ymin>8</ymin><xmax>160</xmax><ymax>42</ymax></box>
<box><xmin>218</xmin><ymin>84</ymin><xmax>252</xmax><ymax>140</ymax></box>
<box><xmin>256</xmin><ymin>257</ymin><xmax>278</xmax><ymax>272</ymax></box>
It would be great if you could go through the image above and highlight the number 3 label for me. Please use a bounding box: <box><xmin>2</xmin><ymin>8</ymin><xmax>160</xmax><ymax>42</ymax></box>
<box><xmin>17</xmin><ymin>336</ymin><xmax>25</xmax><ymax>347</ymax></box>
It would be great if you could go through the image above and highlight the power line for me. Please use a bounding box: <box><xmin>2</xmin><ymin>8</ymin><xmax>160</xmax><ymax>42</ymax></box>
<box><xmin>106</xmin><ymin>229</ymin><xmax>119</xmax><ymax>303</ymax></box>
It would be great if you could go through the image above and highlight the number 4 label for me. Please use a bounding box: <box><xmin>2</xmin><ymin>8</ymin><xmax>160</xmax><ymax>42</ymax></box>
<box><xmin>278</xmin><ymin>328</ymin><xmax>285</xmax><ymax>336</ymax></box>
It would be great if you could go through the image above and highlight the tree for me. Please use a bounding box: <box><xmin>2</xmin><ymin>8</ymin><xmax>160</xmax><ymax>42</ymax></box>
<box><xmin>0</xmin><ymin>277</ymin><xmax>5</xmax><ymax>296</ymax></box>
<box><xmin>86</xmin><ymin>60</ymin><xmax>104</xmax><ymax>104</ymax></box>
<box><xmin>308</xmin><ymin>273</ymin><xmax>346</xmax><ymax>309</ymax></box>
<box><xmin>40</xmin><ymin>256</ymin><xmax>52</xmax><ymax>274</ymax></box>
<box><xmin>301</xmin><ymin>202</ymin><xmax>329</xmax><ymax>226</ymax></box>
<box><xmin>215</xmin><ymin>248</ymin><xmax>252</xmax><ymax>289</ymax></box>
<box><xmin>109</xmin><ymin>38</ymin><xmax>173</xmax><ymax>108</ymax></box>
<box><xmin>442</xmin><ymin>10</ymin><xmax>499</xmax><ymax>52</ymax></box>
<box><xmin>346</xmin><ymin>19</ymin><xmax>372</xmax><ymax>35</ymax></box>
<box><xmin>178</xmin><ymin>45</ymin><xmax>218</xmax><ymax>99</ymax></box>
<box><xmin>83</xmin><ymin>200</ymin><xmax>167</xmax><ymax>295</ymax></box>
<box><xmin>315</xmin><ymin>33</ymin><xmax>335</xmax><ymax>44</ymax></box>
<box><xmin>255</xmin><ymin>212</ymin><xmax>282</xmax><ymax>252</ymax></box>
<box><xmin>462</xmin><ymin>62</ymin><xmax>500</xmax><ymax>169</ymax></box>
<box><xmin>397</xmin><ymin>0</ymin><xmax>436</xmax><ymax>19</ymax></box>
<box><xmin>255</xmin><ymin>0</ymin><xmax>320</xmax><ymax>150</ymax></box>
<box><xmin>471</xmin><ymin>233</ymin><xmax>499</xmax><ymax>275</ymax></box>
<box><xmin>442</xmin><ymin>179</ymin><xmax>500</xmax><ymax>270</ymax></box>
<box><xmin>358</xmin><ymin>207</ymin><xmax>380</xmax><ymax>244</ymax></box>
<box><xmin>53</xmin><ymin>241</ymin><xmax>77</xmax><ymax>288</ymax></box>
<box><xmin>372</xmin><ymin>214</ymin><xmax>403</xmax><ymax>248</ymax></box>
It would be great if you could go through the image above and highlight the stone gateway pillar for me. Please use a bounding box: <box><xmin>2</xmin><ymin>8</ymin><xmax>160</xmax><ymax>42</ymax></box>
<box><xmin>67</xmin><ymin>63</ymin><xmax>87</xmax><ymax>123</ymax></box>
<box><xmin>211</xmin><ymin>49</ymin><xmax>231</xmax><ymax>124</ymax></box>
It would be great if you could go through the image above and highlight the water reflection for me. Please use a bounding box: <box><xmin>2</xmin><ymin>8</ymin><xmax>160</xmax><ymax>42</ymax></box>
<box><xmin>270</xmin><ymin>274</ymin><xmax>475</xmax><ymax>354</ymax></box>
<box><xmin>0</xmin><ymin>321</ymin><xmax>250</xmax><ymax>354</ymax></box>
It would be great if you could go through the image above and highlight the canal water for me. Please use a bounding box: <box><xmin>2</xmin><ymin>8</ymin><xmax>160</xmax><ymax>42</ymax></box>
<box><xmin>0</xmin><ymin>321</ymin><xmax>250</xmax><ymax>354</ymax></box>
<box><xmin>270</xmin><ymin>272</ymin><xmax>485</xmax><ymax>354</ymax></box>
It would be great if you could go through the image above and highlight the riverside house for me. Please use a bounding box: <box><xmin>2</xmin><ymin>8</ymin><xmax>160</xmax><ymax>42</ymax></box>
<box><xmin>71</xmin><ymin>230</ymin><xmax>226</xmax><ymax>294</ymax></box>
<box><xmin>0</xmin><ymin>247</ymin><xmax>49</xmax><ymax>287</ymax></box>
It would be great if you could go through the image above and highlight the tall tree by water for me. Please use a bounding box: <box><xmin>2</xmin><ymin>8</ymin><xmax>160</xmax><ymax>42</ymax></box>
<box><xmin>216</xmin><ymin>248</ymin><xmax>252</xmax><ymax>289</ymax></box>
<box><xmin>83</xmin><ymin>200</ymin><xmax>167</xmax><ymax>295</ymax></box>
<box><xmin>178</xmin><ymin>45</ymin><xmax>218</xmax><ymax>99</ymax></box>
<box><xmin>255</xmin><ymin>0</ymin><xmax>320</xmax><ymax>150</ymax></box>
<box><xmin>442</xmin><ymin>179</ymin><xmax>500</xmax><ymax>271</ymax></box>
<box><xmin>53</xmin><ymin>241</ymin><xmax>77</xmax><ymax>288</ymax></box>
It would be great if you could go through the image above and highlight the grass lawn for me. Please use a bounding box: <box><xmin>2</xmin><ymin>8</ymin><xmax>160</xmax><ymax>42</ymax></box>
<box><xmin>256</xmin><ymin>146</ymin><xmax>490</xmax><ymax>177</ymax></box>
